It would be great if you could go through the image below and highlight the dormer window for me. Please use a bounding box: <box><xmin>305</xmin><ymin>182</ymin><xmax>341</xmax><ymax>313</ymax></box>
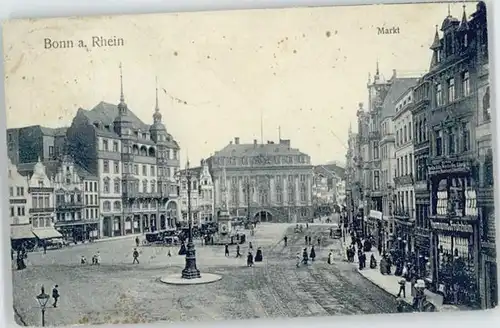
<box><xmin>464</xmin><ymin>34</ymin><xmax>468</xmax><ymax>48</ymax></box>
<box><xmin>142</xmin><ymin>133</ymin><xmax>147</xmax><ymax>139</ymax></box>
<box><xmin>437</xmin><ymin>49</ymin><xmax>442</xmax><ymax>63</ymax></box>
<box><xmin>104</xmin><ymin>125</ymin><xmax>110</xmax><ymax>131</ymax></box>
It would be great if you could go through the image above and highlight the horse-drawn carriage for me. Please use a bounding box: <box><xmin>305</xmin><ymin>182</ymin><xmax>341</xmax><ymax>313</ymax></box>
<box><xmin>142</xmin><ymin>229</ymin><xmax>179</xmax><ymax>246</ymax></box>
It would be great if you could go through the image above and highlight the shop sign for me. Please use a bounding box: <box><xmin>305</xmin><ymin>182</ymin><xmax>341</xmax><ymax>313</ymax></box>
<box><xmin>428</xmin><ymin>160</ymin><xmax>470</xmax><ymax>175</ymax></box>
<box><xmin>431</xmin><ymin>222</ymin><xmax>473</xmax><ymax>233</ymax></box>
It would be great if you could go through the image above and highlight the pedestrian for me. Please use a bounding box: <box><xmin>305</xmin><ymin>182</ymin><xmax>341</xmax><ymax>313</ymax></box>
<box><xmin>135</xmin><ymin>236</ymin><xmax>140</xmax><ymax>247</ymax></box>
<box><xmin>306</xmin><ymin>223</ymin><xmax>309</xmax><ymax>229</ymax></box>
<box><xmin>96</xmin><ymin>251</ymin><xmax>101</xmax><ymax>265</ymax></box>
<box><xmin>247</xmin><ymin>252</ymin><xmax>254</xmax><ymax>267</ymax></box>
<box><xmin>310</xmin><ymin>246</ymin><xmax>316</xmax><ymax>262</ymax></box>
<box><xmin>43</xmin><ymin>241</ymin><xmax>47</xmax><ymax>255</ymax></box>
<box><xmin>81</xmin><ymin>255</ymin><xmax>87</xmax><ymax>264</ymax></box>
<box><xmin>330</xmin><ymin>228</ymin><xmax>333</xmax><ymax>238</ymax></box>
<box><xmin>302</xmin><ymin>248</ymin><xmax>309</xmax><ymax>265</ymax></box>
<box><xmin>397</xmin><ymin>278</ymin><xmax>406</xmax><ymax>298</ymax></box>
<box><xmin>296</xmin><ymin>252</ymin><xmax>301</xmax><ymax>267</ymax></box>
<box><xmin>236</xmin><ymin>245</ymin><xmax>241</xmax><ymax>258</ymax></box>
<box><xmin>370</xmin><ymin>254</ymin><xmax>377</xmax><ymax>269</ymax></box>
<box><xmin>327</xmin><ymin>250</ymin><xmax>333</xmax><ymax>265</ymax></box>
<box><xmin>224</xmin><ymin>244</ymin><xmax>230</xmax><ymax>257</ymax></box>
<box><xmin>167</xmin><ymin>249</ymin><xmax>172</xmax><ymax>257</ymax></box>
<box><xmin>255</xmin><ymin>247</ymin><xmax>263</xmax><ymax>262</ymax></box>
<box><xmin>305</xmin><ymin>235</ymin><xmax>308</xmax><ymax>245</ymax></box>
<box><xmin>317</xmin><ymin>237</ymin><xmax>321</xmax><ymax>246</ymax></box>
<box><xmin>52</xmin><ymin>285</ymin><xmax>59</xmax><ymax>308</ymax></box>
<box><xmin>249</xmin><ymin>242</ymin><xmax>253</xmax><ymax>250</ymax></box>
<box><xmin>133</xmin><ymin>248</ymin><xmax>140</xmax><ymax>264</ymax></box>
<box><xmin>308</xmin><ymin>236</ymin><xmax>312</xmax><ymax>245</ymax></box>
<box><xmin>283</xmin><ymin>236</ymin><xmax>288</xmax><ymax>247</ymax></box>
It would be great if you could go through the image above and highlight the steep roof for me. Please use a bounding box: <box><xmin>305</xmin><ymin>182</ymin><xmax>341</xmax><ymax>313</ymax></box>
<box><xmin>86</xmin><ymin>101</ymin><xmax>150</xmax><ymax>131</ymax></box>
<box><xmin>16</xmin><ymin>160</ymin><xmax>97</xmax><ymax>180</ymax></box>
<box><xmin>78</xmin><ymin>101</ymin><xmax>180</xmax><ymax>149</ymax></box>
<box><xmin>213</xmin><ymin>142</ymin><xmax>306</xmax><ymax>158</ymax></box>
<box><xmin>380</xmin><ymin>78</ymin><xmax>419</xmax><ymax>121</ymax></box>
<box><xmin>314</xmin><ymin>164</ymin><xmax>345</xmax><ymax>180</ymax></box>
<box><xmin>17</xmin><ymin>160</ymin><xmax>60</xmax><ymax>178</ymax></box>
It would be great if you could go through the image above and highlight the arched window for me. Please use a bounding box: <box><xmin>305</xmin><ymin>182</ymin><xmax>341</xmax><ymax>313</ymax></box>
<box><xmin>114</xmin><ymin>178</ymin><xmax>121</xmax><ymax>194</ymax></box>
<box><xmin>103</xmin><ymin>178</ymin><xmax>110</xmax><ymax>193</ymax></box>
<box><xmin>103</xmin><ymin>201</ymin><xmax>111</xmax><ymax>212</ymax></box>
<box><xmin>113</xmin><ymin>201</ymin><xmax>121</xmax><ymax>211</ymax></box>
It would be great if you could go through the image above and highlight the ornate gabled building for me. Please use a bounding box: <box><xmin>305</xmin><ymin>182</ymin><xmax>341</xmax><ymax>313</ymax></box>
<box><xmin>66</xmin><ymin>66</ymin><xmax>181</xmax><ymax>237</ymax></box>
<box><xmin>363</xmin><ymin>66</ymin><xmax>419</xmax><ymax>250</ymax></box>
<box><xmin>425</xmin><ymin>2</ymin><xmax>489</xmax><ymax>307</ymax></box>
<box><xmin>26</xmin><ymin>159</ymin><xmax>61</xmax><ymax>240</ymax></box>
<box><xmin>209</xmin><ymin>137</ymin><xmax>313</xmax><ymax>223</ymax></box>
<box><xmin>345</xmin><ymin>122</ymin><xmax>362</xmax><ymax>227</ymax></box>
<box><xmin>393</xmin><ymin>85</ymin><xmax>417</xmax><ymax>258</ymax></box>
<box><xmin>176</xmin><ymin>159</ymin><xmax>215</xmax><ymax>227</ymax></box>
<box><xmin>53</xmin><ymin>155</ymin><xmax>100</xmax><ymax>241</ymax></box>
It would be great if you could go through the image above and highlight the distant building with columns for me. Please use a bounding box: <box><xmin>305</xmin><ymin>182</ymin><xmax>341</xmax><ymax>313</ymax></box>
<box><xmin>208</xmin><ymin>137</ymin><xmax>313</xmax><ymax>223</ymax></box>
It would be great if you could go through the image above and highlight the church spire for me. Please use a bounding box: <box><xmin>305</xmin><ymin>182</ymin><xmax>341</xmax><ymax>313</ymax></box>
<box><xmin>374</xmin><ymin>60</ymin><xmax>380</xmax><ymax>81</ymax></box>
<box><xmin>118</xmin><ymin>62</ymin><xmax>128</xmax><ymax>115</ymax></box>
<box><xmin>430</xmin><ymin>25</ymin><xmax>441</xmax><ymax>50</ymax></box>
<box><xmin>153</xmin><ymin>76</ymin><xmax>162</xmax><ymax>124</ymax></box>
<box><xmin>458</xmin><ymin>4</ymin><xmax>469</xmax><ymax>32</ymax></box>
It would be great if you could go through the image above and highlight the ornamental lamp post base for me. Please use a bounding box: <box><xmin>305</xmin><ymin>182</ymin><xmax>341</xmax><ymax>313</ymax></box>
<box><xmin>181</xmin><ymin>243</ymin><xmax>201</xmax><ymax>279</ymax></box>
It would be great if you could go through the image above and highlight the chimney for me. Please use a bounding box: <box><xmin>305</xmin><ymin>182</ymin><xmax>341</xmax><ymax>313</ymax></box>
<box><xmin>234</xmin><ymin>137</ymin><xmax>240</xmax><ymax>145</ymax></box>
<box><xmin>229</xmin><ymin>141</ymin><xmax>233</xmax><ymax>145</ymax></box>
<box><xmin>280</xmin><ymin>139</ymin><xmax>291</xmax><ymax>148</ymax></box>
<box><xmin>392</xmin><ymin>69</ymin><xmax>397</xmax><ymax>79</ymax></box>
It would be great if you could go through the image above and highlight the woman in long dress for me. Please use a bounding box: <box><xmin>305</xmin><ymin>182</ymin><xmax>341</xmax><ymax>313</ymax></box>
<box><xmin>327</xmin><ymin>250</ymin><xmax>333</xmax><ymax>264</ymax></box>
<box><xmin>310</xmin><ymin>246</ymin><xmax>316</xmax><ymax>262</ymax></box>
<box><xmin>255</xmin><ymin>247</ymin><xmax>263</xmax><ymax>262</ymax></box>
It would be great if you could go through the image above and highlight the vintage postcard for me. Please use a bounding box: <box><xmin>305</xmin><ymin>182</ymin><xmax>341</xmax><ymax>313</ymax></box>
<box><xmin>2</xmin><ymin>0</ymin><xmax>495</xmax><ymax>326</ymax></box>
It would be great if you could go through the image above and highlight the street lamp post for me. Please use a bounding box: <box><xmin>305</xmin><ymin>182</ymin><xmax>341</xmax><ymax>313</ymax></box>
<box><xmin>181</xmin><ymin>160</ymin><xmax>201</xmax><ymax>279</ymax></box>
<box><xmin>35</xmin><ymin>286</ymin><xmax>50</xmax><ymax>327</ymax></box>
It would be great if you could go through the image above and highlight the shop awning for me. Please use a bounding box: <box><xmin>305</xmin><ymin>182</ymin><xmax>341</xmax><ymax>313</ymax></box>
<box><xmin>369</xmin><ymin>210</ymin><xmax>383</xmax><ymax>220</ymax></box>
<box><xmin>11</xmin><ymin>224</ymin><xmax>35</xmax><ymax>240</ymax></box>
<box><xmin>32</xmin><ymin>228</ymin><xmax>63</xmax><ymax>240</ymax></box>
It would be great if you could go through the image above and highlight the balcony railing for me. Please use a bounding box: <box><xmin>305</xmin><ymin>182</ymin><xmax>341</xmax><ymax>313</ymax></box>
<box><xmin>56</xmin><ymin>202</ymin><xmax>84</xmax><ymax>210</ymax></box>
<box><xmin>29</xmin><ymin>207</ymin><xmax>55</xmax><ymax>213</ymax></box>
<box><xmin>123</xmin><ymin>191</ymin><xmax>167</xmax><ymax>199</ymax></box>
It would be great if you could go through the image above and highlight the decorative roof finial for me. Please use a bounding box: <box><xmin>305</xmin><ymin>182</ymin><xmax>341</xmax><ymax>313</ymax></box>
<box><xmin>155</xmin><ymin>76</ymin><xmax>159</xmax><ymax>111</ymax></box>
<box><xmin>119</xmin><ymin>62</ymin><xmax>125</xmax><ymax>103</ymax></box>
<box><xmin>448</xmin><ymin>3</ymin><xmax>451</xmax><ymax>16</ymax></box>
<box><xmin>376</xmin><ymin>60</ymin><xmax>380</xmax><ymax>76</ymax></box>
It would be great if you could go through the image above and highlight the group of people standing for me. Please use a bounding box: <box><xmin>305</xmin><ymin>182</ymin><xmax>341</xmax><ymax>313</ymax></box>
<box><xmin>224</xmin><ymin>241</ymin><xmax>264</xmax><ymax>267</ymax></box>
<box><xmin>296</xmin><ymin>246</ymin><xmax>316</xmax><ymax>267</ymax></box>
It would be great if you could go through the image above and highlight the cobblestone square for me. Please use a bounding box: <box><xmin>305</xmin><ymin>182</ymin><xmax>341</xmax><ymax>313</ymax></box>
<box><xmin>13</xmin><ymin>224</ymin><xmax>398</xmax><ymax>326</ymax></box>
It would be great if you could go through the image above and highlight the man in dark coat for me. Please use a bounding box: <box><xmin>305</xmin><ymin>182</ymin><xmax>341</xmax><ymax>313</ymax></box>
<box><xmin>225</xmin><ymin>244</ymin><xmax>230</xmax><ymax>257</ymax></box>
<box><xmin>302</xmin><ymin>248</ymin><xmax>309</xmax><ymax>265</ymax></box>
<box><xmin>236</xmin><ymin>245</ymin><xmax>241</xmax><ymax>258</ymax></box>
<box><xmin>283</xmin><ymin>236</ymin><xmax>288</xmax><ymax>247</ymax></box>
<box><xmin>247</xmin><ymin>252</ymin><xmax>254</xmax><ymax>267</ymax></box>
<box><xmin>132</xmin><ymin>248</ymin><xmax>140</xmax><ymax>264</ymax></box>
<box><xmin>52</xmin><ymin>285</ymin><xmax>60</xmax><ymax>308</ymax></box>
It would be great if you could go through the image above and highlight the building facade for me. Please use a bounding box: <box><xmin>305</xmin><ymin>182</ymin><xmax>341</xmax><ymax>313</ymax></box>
<box><xmin>426</xmin><ymin>3</ymin><xmax>487</xmax><ymax>306</ymax></box>
<box><xmin>209</xmin><ymin>137</ymin><xmax>313</xmax><ymax>223</ymax></box>
<box><xmin>53</xmin><ymin>155</ymin><xmax>100</xmax><ymax>241</ymax></box>
<box><xmin>412</xmin><ymin>78</ymin><xmax>432</xmax><ymax>280</ymax></box>
<box><xmin>8</xmin><ymin>158</ymin><xmax>34</xmax><ymax>245</ymax></box>
<box><xmin>66</xmin><ymin>68</ymin><xmax>181</xmax><ymax>237</ymax></box>
<box><xmin>393</xmin><ymin>86</ymin><xmax>416</xmax><ymax>257</ymax></box>
<box><xmin>27</xmin><ymin>159</ymin><xmax>61</xmax><ymax>240</ymax></box>
<box><xmin>177</xmin><ymin>159</ymin><xmax>215</xmax><ymax>227</ymax></box>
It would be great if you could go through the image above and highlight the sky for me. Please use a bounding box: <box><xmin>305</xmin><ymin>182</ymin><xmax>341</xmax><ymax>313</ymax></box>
<box><xmin>3</xmin><ymin>2</ymin><xmax>476</xmax><ymax>166</ymax></box>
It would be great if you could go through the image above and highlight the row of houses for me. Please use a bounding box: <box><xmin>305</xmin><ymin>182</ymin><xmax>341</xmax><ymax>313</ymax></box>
<box><xmin>8</xmin><ymin>71</ymin><xmax>215</xmax><ymax>245</ymax></box>
<box><xmin>345</xmin><ymin>2</ymin><xmax>495</xmax><ymax>309</ymax></box>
